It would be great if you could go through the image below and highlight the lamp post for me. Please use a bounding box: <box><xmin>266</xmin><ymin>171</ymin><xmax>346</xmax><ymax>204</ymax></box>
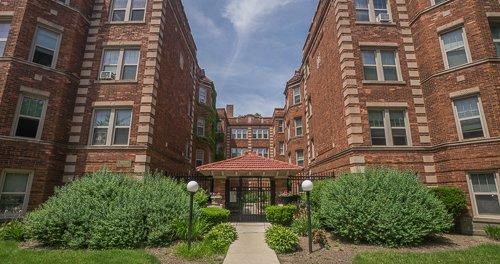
<box><xmin>186</xmin><ymin>181</ymin><xmax>199</xmax><ymax>250</ymax></box>
<box><xmin>302</xmin><ymin>180</ymin><xmax>313</xmax><ymax>254</ymax></box>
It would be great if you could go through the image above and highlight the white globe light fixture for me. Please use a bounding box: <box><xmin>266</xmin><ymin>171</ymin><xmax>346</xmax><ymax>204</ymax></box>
<box><xmin>302</xmin><ymin>180</ymin><xmax>313</xmax><ymax>192</ymax></box>
<box><xmin>187</xmin><ymin>181</ymin><xmax>199</xmax><ymax>193</ymax></box>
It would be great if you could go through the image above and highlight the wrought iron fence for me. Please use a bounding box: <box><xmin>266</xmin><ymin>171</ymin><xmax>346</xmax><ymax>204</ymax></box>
<box><xmin>167</xmin><ymin>171</ymin><xmax>214</xmax><ymax>193</ymax></box>
<box><xmin>286</xmin><ymin>172</ymin><xmax>335</xmax><ymax>195</ymax></box>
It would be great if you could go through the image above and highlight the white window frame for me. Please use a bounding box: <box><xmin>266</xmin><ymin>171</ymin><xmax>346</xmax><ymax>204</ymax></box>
<box><xmin>0</xmin><ymin>169</ymin><xmax>34</xmax><ymax>219</ymax></box>
<box><xmin>430</xmin><ymin>0</ymin><xmax>447</xmax><ymax>6</ymax></box>
<box><xmin>355</xmin><ymin>0</ymin><xmax>392</xmax><ymax>23</ymax></box>
<box><xmin>231</xmin><ymin>148</ymin><xmax>246</xmax><ymax>158</ymax></box>
<box><xmin>368</xmin><ymin>108</ymin><xmax>412</xmax><ymax>146</ymax></box>
<box><xmin>29</xmin><ymin>25</ymin><xmax>62</xmax><ymax>69</ymax></box>
<box><xmin>292</xmin><ymin>86</ymin><xmax>301</xmax><ymax>104</ymax></box>
<box><xmin>195</xmin><ymin>149</ymin><xmax>205</xmax><ymax>166</ymax></box>
<box><xmin>231</xmin><ymin>128</ymin><xmax>247</xmax><ymax>139</ymax></box>
<box><xmin>197</xmin><ymin>118</ymin><xmax>205</xmax><ymax>137</ymax></box>
<box><xmin>198</xmin><ymin>86</ymin><xmax>207</xmax><ymax>104</ymax></box>
<box><xmin>109</xmin><ymin>0</ymin><xmax>147</xmax><ymax>22</ymax></box>
<box><xmin>278</xmin><ymin>141</ymin><xmax>285</xmax><ymax>156</ymax></box>
<box><xmin>11</xmin><ymin>93</ymin><xmax>48</xmax><ymax>140</ymax></box>
<box><xmin>439</xmin><ymin>26</ymin><xmax>472</xmax><ymax>70</ymax></box>
<box><xmin>253</xmin><ymin>148</ymin><xmax>269</xmax><ymax>158</ymax></box>
<box><xmin>361</xmin><ymin>48</ymin><xmax>402</xmax><ymax>82</ymax></box>
<box><xmin>89</xmin><ymin>108</ymin><xmax>132</xmax><ymax>146</ymax></box>
<box><xmin>466</xmin><ymin>171</ymin><xmax>500</xmax><ymax>219</ymax></box>
<box><xmin>277</xmin><ymin>119</ymin><xmax>284</xmax><ymax>133</ymax></box>
<box><xmin>294</xmin><ymin>117</ymin><xmax>303</xmax><ymax>137</ymax></box>
<box><xmin>451</xmin><ymin>95</ymin><xmax>489</xmax><ymax>141</ymax></box>
<box><xmin>100</xmin><ymin>47</ymin><xmax>140</xmax><ymax>81</ymax></box>
<box><xmin>0</xmin><ymin>20</ymin><xmax>11</xmax><ymax>57</ymax></box>
<box><xmin>252</xmin><ymin>128</ymin><xmax>269</xmax><ymax>139</ymax></box>
<box><xmin>296</xmin><ymin>150</ymin><xmax>304</xmax><ymax>166</ymax></box>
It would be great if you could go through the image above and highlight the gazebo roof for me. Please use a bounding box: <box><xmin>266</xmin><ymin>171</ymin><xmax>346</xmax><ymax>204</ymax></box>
<box><xmin>196</xmin><ymin>152</ymin><xmax>303</xmax><ymax>177</ymax></box>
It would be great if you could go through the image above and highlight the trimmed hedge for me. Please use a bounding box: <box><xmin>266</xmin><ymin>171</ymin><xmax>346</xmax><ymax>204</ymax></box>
<box><xmin>24</xmin><ymin>170</ymin><xmax>195</xmax><ymax>249</ymax></box>
<box><xmin>265</xmin><ymin>225</ymin><xmax>299</xmax><ymax>253</ymax></box>
<box><xmin>429</xmin><ymin>186</ymin><xmax>467</xmax><ymax>226</ymax></box>
<box><xmin>319</xmin><ymin>168</ymin><xmax>453</xmax><ymax>247</ymax></box>
<box><xmin>265</xmin><ymin>205</ymin><xmax>296</xmax><ymax>226</ymax></box>
<box><xmin>200</xmin><ymin>207</ymin><xmax>230</xmax><ymax>228</ymax></box>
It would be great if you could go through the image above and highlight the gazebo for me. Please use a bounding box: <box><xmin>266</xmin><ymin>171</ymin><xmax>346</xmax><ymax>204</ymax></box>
<box><xmin>197</xmin><ymin>152</ymin><xmax>303</xmax><ymax>221</ymax></box>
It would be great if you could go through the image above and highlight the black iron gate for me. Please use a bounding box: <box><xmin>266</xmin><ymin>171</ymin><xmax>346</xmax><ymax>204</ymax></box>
<box><xmin>226</xmin><ymin>177</ymin><xmax>275</xmax><ymax>222</ymax></box>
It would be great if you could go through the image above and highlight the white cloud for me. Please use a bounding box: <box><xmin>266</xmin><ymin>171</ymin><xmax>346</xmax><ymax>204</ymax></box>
<box><xmin>183</xmin><ymin>0</ymin><xmax>224</xmax><ymax>38</ymax></box>
<box><xmin>223</xmin><ymin>0</ymin><xmax>295</xmax><ymax>36</ymax></box>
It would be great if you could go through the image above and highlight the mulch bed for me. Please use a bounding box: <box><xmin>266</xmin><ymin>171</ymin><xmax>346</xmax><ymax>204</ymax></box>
<box><xmin>147</xmin><ymin>245</ymin><xmax>224</xmax><ymax>264</ymax></box>
<box><xmin>278</xmin><ymin>234</ymin><xmax>499</xmax><ymax>264</ymax></box>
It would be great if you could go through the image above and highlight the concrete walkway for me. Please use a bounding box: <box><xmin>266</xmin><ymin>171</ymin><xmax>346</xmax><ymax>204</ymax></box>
<box><xmin>223</xmin><ymin>222</ymin><xmax>280</xmax><ymax>264</ymax></box>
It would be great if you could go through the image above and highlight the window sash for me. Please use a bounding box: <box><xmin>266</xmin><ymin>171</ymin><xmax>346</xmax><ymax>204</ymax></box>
<box><xmin>101</xmin><ymin>48</ymin><xmax>140</xmax><ymax>80</ymax></box>
<box><xmin>13</xmin><ymin>95</ymin><xmax>47</xmax><ymax>139</ymax></box>
<box><xmin>31</xmin><ymin>26</ymin><xmax>61</xmax><ymax>68</ymax></box>
<box><xmin>362</xmin><ymin>49</ymin><xmax>400</xmax><ymax>81</ymax></box>
<box><xmin>278</xmin><ymin>142</ymin><xmax>285</xmax><ymax>155</ymax></box>
<box><xmin>440</xmin><ymin>27</ymin><xmax>471</xmax><ymax>69</ymax></box>
<box><xmin>277</xmin><ymin>120</ymin><xmax>284</xmax><ymax>132</ymax></box>
<box><xmin>0</xmin><ymin>21</ymin><xmax>10</xmax><ymax>56</ymax></box>
<box><xmin>296</xmin><ymin>150</ymin><xmax>304</xmax><ymax>166</ymax></box>
<box><xmin>453</xmin><ymin>96</ymin><xmax>486</xmax><ymax>140</ymax></box>
<box><xmin>232</xmin><ymin>129</ymin><xmax>247</xmax><ymax>139</ymax></box>
<box><xmin>90</xmin><ymin>108</ymin><xmax>132</xmax><ymax>146</ymax></box>
<box><xmin>293</xmin><ymin>87</ymin><xmax>301</xmax><ymax>104</ymax></box>
<box><xmin>355</xmin><ymin>0</ymin><xmax>390</xmax><ymax>22</ymax></box>
<box><xmin>111</xmin><ymin>0</ymin><xmax>146</xmax><ymax>22</ymax></box>
<box><xmin>197</xmin><ymin>119</ymin><xmax>205</xmax><ymax>136</ymax></box>
<box><xmin>294</xmin><ymin>118</ymin><xmax>303</xmax><ymax>136</ymax></box>
<box><xmin>0</xmin><ymin>170</ymin><xmax>33</xmax><ymax>217</ymax></box>
<box><xmin>199</xmin><ymin>87</ymin><xmax>207</xmax><ymax>103</ymax></box>
<box><xmin>195</xmin><ymin>150</ymin><xmax>204</xmax><ymax>165</ymax></box>
<box><xmin>368</xmin><ymin>109</ymin><xmax>409</xmax><ymax>146</ymax></box>
<box><xmin>468</xmin><ymin>172</ymin><xmax>500</xmax><ymax>217</ymax></box>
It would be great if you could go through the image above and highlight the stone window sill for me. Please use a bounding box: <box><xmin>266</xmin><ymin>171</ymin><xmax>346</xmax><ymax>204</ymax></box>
<box><xmin>362</xmin><ymin>80</ymin><xmax>406</xmax><ymax>85</ymax></box>
<box><xmin>355</xmin><ymin>21</ymin><xmax>397</xmax><ymax>27</ymax></box>
<box><xmin>106</xmin><ymin>21</ymin><xmax>146</xmax><ymax>25</ymax></box>
<box><xmin>95</xmin><ymin>80</ymin><xmax>138</xmax><ymax>84</ymax></box>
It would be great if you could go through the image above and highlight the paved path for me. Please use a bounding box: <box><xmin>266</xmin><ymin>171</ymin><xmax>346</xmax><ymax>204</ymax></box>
<box><xmin>223</xmin><ymin>222</ymin><xmax>280</xmax><ymax>264</ymax></box>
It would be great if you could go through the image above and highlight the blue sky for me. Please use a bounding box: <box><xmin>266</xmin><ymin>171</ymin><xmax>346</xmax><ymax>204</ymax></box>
<box><xmin>182</xmin><ymin>0</ymin><xmax>317</xmax><ymax>116</ymax></box>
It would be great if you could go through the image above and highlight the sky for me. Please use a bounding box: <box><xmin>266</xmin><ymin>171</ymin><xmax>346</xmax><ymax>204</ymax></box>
<box><xmin>182</xmin><ymin>0</ymin><xmax>318</xmax><ymax>117</ymax></box>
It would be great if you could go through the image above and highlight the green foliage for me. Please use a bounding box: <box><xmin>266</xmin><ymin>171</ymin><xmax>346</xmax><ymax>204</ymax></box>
<box><xmin>319</xmin><ymin>168</ymin><xmax>453</xmax><ymax>247</ymax></box>
<box><xmin>484</xmin><ymin>225</ymin><xmax>500</xmax><ymax>241</ymax></box>
<box><xmin>0</xmin><ymin>220</ymin><xmax>26</xmax><ymax>241</ymax></box>
<box><xmin>200</xmin><ymin>207</ymin><xmax>230</xmax><ymax>228</ymax></box>
<box><xmin>429</xmin><ymin>186</ymin><xmax>467</xmax><ymax>223</ymax></box>
<box><xmin>24</xmin><ymin>170</ymin><xmax>195</xmax><ymax>249</ymax></box>
<box><xmin>290</xmin><ymin>212</ymin><xmax>321</xmax><ymax>236</ymax></box>
<box><xmin>301</xmin><ymin>179</ymin><xmax>332</xmax><ymax>210</ymax></box>
<box><xmin>194</xmin><ymin>189</ymin><xmax>210</xmax><ymax>208</ymax></box>
<box><xmin>265</xmin><ymin>205</ymin><xmax>296</xmax><ymax>226</ymax></box>
<box><xmin>265</xmin><ymin>225</ymin><xmax>299</xmax><ymax>254</ymax></box>
<box><xmin>173</xmin><ymin>220</ymin><xmax>210</xmax><ymax>242</ymax></box>
<box><xmin>204</xmin><ymin>223</ymin><xmax>237</xmax><ymax>253</ymax></box>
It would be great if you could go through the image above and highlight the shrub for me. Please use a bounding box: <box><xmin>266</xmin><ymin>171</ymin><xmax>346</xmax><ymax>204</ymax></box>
<box><xmin>175</xmin><ymin>241</ymin><xmax>214</xmax><ymax>260</ymax></box>
<box><xmin>200</xmin><ymin>207</ymin><xmax>230</xmax><ymax>228</ymax></box>
<box><xmin>0</xmin><ymin>220</ymin><xmax>26</xmax><ymax>241</ymax></box>
<box><xmin>301</xmin><ymin>179</ymin><xmax>332</xmax><ymax>210</ymax></box>
<box><xmin>24</xmin><ymin>170</ymin><xmax>196</xmax><ymax>249</ymax></box>
<box><xmin>204</xmin><ymin>223</ymin><xmax>237</xmax><ymax>253</ymax></box>
<box><xmin>173</xmin><ymin>219</ymin><xmax>210</xmax><ymax>241</ymax></box>
<box><xmin>194</xmin><ymin>189</ymin><xmax>210</xmax><ymax>208</ymax></box>
<box><xmin>319</xmin><ymin>168</ymin><xmax>453</xmax><ymax>247</ymax></box>
<box><xmin>290</xmin><ymin>212</ymin><xmax>321</xmax><ymax>236</ymax></box>
<box><xmin>265</xmin><ymin>225</ymin><xmax>299</xmax><ymax>254</ymax></box>
<box><xmin>484</xmin><ymin>225</ymin><xmax>500</xmax><ymax>240</ymax></box>
<box><xmin>265</xmin><ymin>205</ymin><xmax>296</xmax><ymax>226</ymax></box>
<box><xmin>429</xmin><ymin>186</ymin><xmax>467</xmax><ymax>227</ymax></box>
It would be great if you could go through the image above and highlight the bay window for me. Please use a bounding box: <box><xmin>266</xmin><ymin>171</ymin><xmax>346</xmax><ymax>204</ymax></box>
<box><xmin>490</xmin><ymin>21</ymin><xmax>500</xmax><ymax>57</ymax></box>
<box><xmin>453</xmin><ymin>96</ymin><xmax>487</xmax><ymax>140</ymax></box>
<box><xmin>439</xmin><ymin>27</ymin><xmax>471</xmax><ymax>69</ymax></box>
<box><xmin>31</xmin><ymin>26</ymin><xmax>61</xmax><ymax>68</ymax></box>
<box><xmin>293</xmin><ymin>86</ymin><xmax>301</xmax><ymax>104</ymax></box>
<box><xmin>91</xmin><ymin>108</ymin><xmax>132</xmax><ymax>146</ymax></box>
<box><xmin>13</xmin><ymin>94</ymin><xmax>47</xmax><ymax>139</ymax></box>
<box><xmin>294</xmin><ymin>117</ymin><xmax>303</xmax><ymax>137</ymax></box>
<box><xmin>0</xmin><ymin>21</ymin><xmax>10</xmax><ymax>56</ymax></box>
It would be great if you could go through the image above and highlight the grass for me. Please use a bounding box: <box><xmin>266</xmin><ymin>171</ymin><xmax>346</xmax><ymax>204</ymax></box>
<box><xmin>0</xmin><ymin>241</ymin><xmax>159</xmax><ymax>264</ymax></box>
<box><xmin>353</xmin><ymin>244</ymin><xmax>500</xmax><ymax>264</ymax></box>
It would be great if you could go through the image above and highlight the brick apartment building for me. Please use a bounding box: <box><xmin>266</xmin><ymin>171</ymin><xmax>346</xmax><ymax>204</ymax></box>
<box><xmin>278</xmin><ymin>0</ymin><xmax>499</xmax><ymax>233</ymax></box>
<box><xmin>0</xmin><ymin>0</ymin><xmax>213</xmax><ymax>217</ymax></box>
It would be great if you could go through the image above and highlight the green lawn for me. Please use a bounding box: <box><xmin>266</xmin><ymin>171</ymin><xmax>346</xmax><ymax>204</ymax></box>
<box><xmin>354</xmin><ymin>244</ymin><xmax>500</xmax><ymax>264</ymax></box>
<box><xmin>0</xmin><ymin>241</ymin><xmax>159</xmax><ymax>264</ymax></box>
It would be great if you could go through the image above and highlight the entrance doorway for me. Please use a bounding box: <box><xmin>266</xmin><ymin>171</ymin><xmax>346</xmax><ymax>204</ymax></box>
<box><xmin>226</xmin><ymin>177</ymin><xmax>275</xmax><ymax>222</ymax></box>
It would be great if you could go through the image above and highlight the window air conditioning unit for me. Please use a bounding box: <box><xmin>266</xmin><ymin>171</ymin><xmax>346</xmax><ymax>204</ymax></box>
<box><xmin>100</xmin><ymin>71</ymin><xmax>116</xmax><ymax>80</ymax></box>
<box><xmin>376</xmin><ymin>13</ymin><xmax>391</xmax><ymax>23</ymax></box>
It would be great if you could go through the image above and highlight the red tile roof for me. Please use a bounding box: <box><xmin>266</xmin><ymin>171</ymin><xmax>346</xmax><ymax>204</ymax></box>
<box><xmin>197</xmin><ymin>152</ymin><xmax>303</xmax><ymax>172</ymax></box>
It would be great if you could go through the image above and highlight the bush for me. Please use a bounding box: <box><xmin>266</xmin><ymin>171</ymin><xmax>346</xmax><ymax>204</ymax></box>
<box><xmin>265</xmin><ymin>225</ymin><xmax>299</xmax><ymax>253</ymax></box>
<box><xmin>265</xmin><ymin>205</ymin><xmax>296</xmax><ymax>226</ymax></box>
<box><xmin>24</xmin><ymin>170</ymin><xmax>196</xmax><ymax>249</ymax></box>
<box><xmin>200</xmin><ymin>207</ymin><xmax>230</xmax><ymax>228</ymax></box>
<box><xmin>484</xmin><ymin>225</ymin><xmax>500</xmax><ymax>240</ymax></box>
<box><xmin>175</xmin><ymin>241</ymin><xmax>214</xmax><ymax>260</ymax></box>
<box><xmin>0</xmin><ymin>220</ymin><xmax>26</xmax><ymax>241</ymax></box>
<box><xmin>173</xmin><ymin>219</ymin><xmax>210</xmax><ymax>241</ymax></box>
<box><xmin>290</xmin><ymin>212</ymin><xmax>321</xmax><ymax>236</ymax></box>
<box><xmin>429</xmin><ymin>186</ymin><xmax>467</xmax><ymax>226</ymax></box>
<box><xmin>301</xmin><ymin>179</ymin><xmax>332</xmax><ymax>210</ymax></box>
<box><xmin>319</xmin><ymin>168</ymin><xmax>453</xmax><ymax>247</ymax></box>
<box><xmin>194</xmin><ymin>189</ymin><xmax>210</xmax><ymax>208</ymax></box>
<box><xmin>204</xmin><ymin>223</ymin><xmax>237</xmax><ymax>253</ymax></box>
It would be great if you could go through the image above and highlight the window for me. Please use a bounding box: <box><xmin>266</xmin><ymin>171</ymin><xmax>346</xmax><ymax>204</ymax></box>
<box><xmin>198</xmin><ymin>87</ymin><xmax>207</xmax><ymax>104</ymax></box>
<box><xmin>296</xmin><ymin>150</ymin><xmax>304</xmax><ymax>167</ymax></box>
<box><xmin>252</xmin><ymin>128</ymin><xmax>269</xmax><ymax>139</ymax></box>
<box><xmin>0</xmin><ymin>21</ymin><xmax>10</xmax><ymax>56</ymax></box>
<box><xmin>101</xmin><ymin>48</ymin><xmax>140</xmax><ymax>80</ymax></box>
<box><xmin>253</xmin><ymin>148</ymin><xmax>268</xmax><ymax>158</ymax></box>
<box><xmin>361</xmin><ymin>49</ymin><xmax>400</xmax><ymax>81</ymax></box>
<box><xmin>231</xmin><ymin>128</ymin><xmax>247</xmax><ymax>139</ymax></box>
<box><xmin>111</xmin><ymin>0</ymin><xmax>146</xmax><ymax>22</ymax></box>
<box><xmin>195</xmin><ymin>150</ymin><xmax>204</xmax><ymax>166</ymax></box>
<box><xmin>293</xmin><ymin>86</ymin><xmax>301</xmax><ymax>104</ymax></box>
<box><xmin>368</xmin><ymin>109</ymin><xmax>409</xmax><ymax>146</ymax></box>
<box><xmin>31</xmin><ymin>26</ymin><xmax>61</xmax><ymax>68</ymax></box>
<box><xmin>56</xmin><ymin>0</ymin><xmax>70</xmax><ymax>4</ymax></box>
<box><xmin>430</xmin><ymin>0</ymin><xmax>446</xmax><ymax>5</ymax></box>
<box><xmin>197</xmin><ymin>118</ymin><xmax>205</xmax><ymax>136</ymax></box>
<box><xmin>453</xmin><ymin>96</ymin><xmax>487</xmax><ymax>140</ymax></box>
<box><xmin>0</xmin><ymin>170</ymin><xmax>33</xmax><ymax>217</ymax></box>
<box><xmin>278</xmin><ymin>141</ymin><xmax>285</xmax><ymax>155</ymax></box>
<box><xmin>185</xmin><ymin>142</ymin><xmax>191</xmax><ymax>160</ymax></box>
<box><xmin>231</xmin><ymin>148</ymin><xmax>246</xmax><ymax>158</ymax></box>
<box><xmin>294</xmin><ymin>117</ymin><xmax>303</xmax><ymax>137</ymax></box>
<box><xmin>277</xmin><ymin>119</ymin><xmax>284</xmax><ymax>133</ymax></box>
<box><xmin>490</xmin><ymin>21</ymin><xmax>500</xmax><ymax>57</ymax></box>
<box><xmin>13</xmin><ymin>94</ymin><xmax>47</xmax><ymax>139</ymax></box>
<box><xmin>468</xmin><ymin>172</ymin><xmax>500</xmax><ymax>217</ymax></box>
<box><xmin>355</xmin><ymin>0</ymin><xmax>390</xmax><ymax>22</ymax></box>
<box><xmin>91</xmin><ymin>108</ymin><xmax>132</xmax><ymax>146</ymax></box>
<box><xmin>439</xmin><ymin>27</ymin><xmax>471</xmax><ymax>69</ymax></box>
